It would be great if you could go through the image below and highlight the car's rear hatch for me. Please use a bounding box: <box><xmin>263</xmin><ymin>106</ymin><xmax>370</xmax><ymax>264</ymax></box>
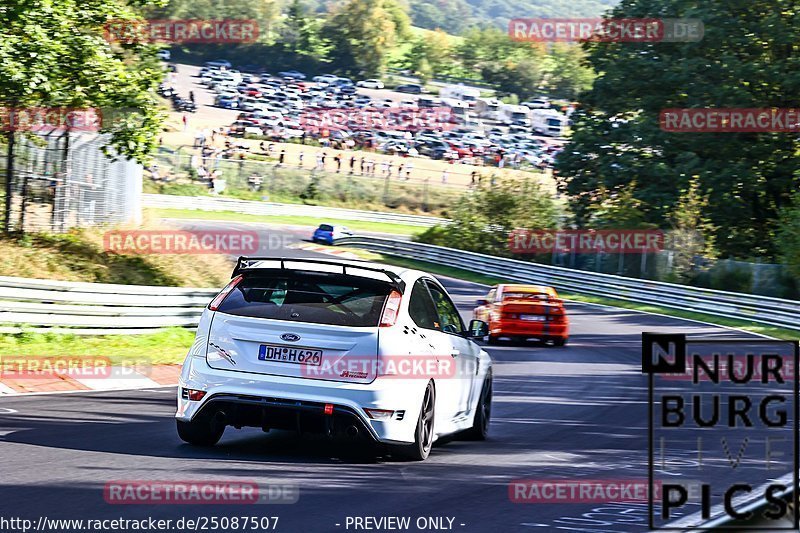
<box><xmin>206</xmin><ymin>265</ymin><xmax>398</xmax><ymax>384</ymax></box>
<box><xmin>499</xmin><ymin>297</ymin><xmax>566</xmax><ymax>323</ymax></box>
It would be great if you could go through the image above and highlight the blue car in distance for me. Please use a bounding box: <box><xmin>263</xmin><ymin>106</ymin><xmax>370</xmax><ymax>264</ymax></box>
<box><xmin>312</xmin><ymin>224</ymin><xmax>353</xmax><ymax>245</ymax></box>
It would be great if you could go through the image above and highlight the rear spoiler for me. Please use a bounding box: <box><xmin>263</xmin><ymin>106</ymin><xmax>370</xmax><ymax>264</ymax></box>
<box><xmin>232</xmin><ymin>256</ymin><xmax>406</xmax><ymax>293</ymax></box>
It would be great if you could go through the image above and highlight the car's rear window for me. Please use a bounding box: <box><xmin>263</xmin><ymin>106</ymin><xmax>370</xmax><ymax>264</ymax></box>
<box><xmin>217</xmin><ymin>272</ymin><xmax>391</xmax><ymax>327</ymax></box>
<box><xmin>318</xmin><ymin>224</ymin><xmax>334</xmax><ymax>232</ymax></box>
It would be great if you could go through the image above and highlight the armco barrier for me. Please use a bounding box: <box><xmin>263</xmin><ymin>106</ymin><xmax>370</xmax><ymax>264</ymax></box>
<box><xmin>143</xmin><ymin>194</ymin><xmax>448</xmax><ymax>228</ymax></box>
<box><xmin>0</xmin><ymin>276</ymin><xmax>217</xmax><ymax>334</ymax></box>
<box><xmin>334</xmin><ymin>236</ymin><xmax>800</xmax><ymax>331</ymax></box>
<box><xmin>2</xmin><ymin>237</ymin><xmax>798</xmax><ymax>334</ymax></box>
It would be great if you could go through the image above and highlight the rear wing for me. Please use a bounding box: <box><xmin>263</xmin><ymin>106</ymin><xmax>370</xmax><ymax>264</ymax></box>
<box><xmin>232</xmin><ymin>256</ymin><xmax>406</xmax><ymax>293</ymax></box>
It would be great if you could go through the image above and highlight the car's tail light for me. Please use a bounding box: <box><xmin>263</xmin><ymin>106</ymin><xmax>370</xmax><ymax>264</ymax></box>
<box><xmin>364</xmin><ymin>408</ymin><xmax>394</xmax><ymax>420</ymax></box>
<box><xmin>208</xmin><ymin>275</ymin><xmax>243</xmax><ymax>311</ymax></box>
<box><xmin>379</xmin><ymin>290</ymin><xmax>402</xmax><ymax>327</ymax></box>
<box><xmin>324</xmin><ymin>403</ymin><xmax>334</xmax><ymax>416</ymax></box>
<box><xmin>181</xmin><ymin>388</ymin><xmax>207</xmax><ymax>401</ymax></box>
<box><xmin>502</xmin><ymin>312</ymin><xmax>519</xmax><ymax>320</ymax></box>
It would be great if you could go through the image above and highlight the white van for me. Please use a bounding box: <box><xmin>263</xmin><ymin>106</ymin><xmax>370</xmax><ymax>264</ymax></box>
<box><xmin>439</xmin><ymin>84</ymin><xmax>481</xmax><ymax>105</ymax></box>
<box><xmin>531</xmin><ymin>109</ymin><xmax>569</xmax><ymax>137</ymax></box>
<box><xmin>499</xmin><ymin>104</ymin><xmax>531</xmax><ymax>125</ymax></box>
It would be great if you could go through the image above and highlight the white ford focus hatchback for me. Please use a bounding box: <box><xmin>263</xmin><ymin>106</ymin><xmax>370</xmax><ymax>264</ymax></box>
<box><xmin>176</xmin><ymin>257</ymin><xmax>493</xmax><ymax>460</ymax></box>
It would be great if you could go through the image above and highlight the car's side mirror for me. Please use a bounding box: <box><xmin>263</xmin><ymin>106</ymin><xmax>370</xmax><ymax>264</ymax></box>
<box><xmin>475</xmin><ymin>298</ymin><xmax>487</xmax><ymax>306</ymax></box>
<box><xmin>466</xmin><ymin>319</ymin><xmax>488</xmax><ymax>338</ymax></box>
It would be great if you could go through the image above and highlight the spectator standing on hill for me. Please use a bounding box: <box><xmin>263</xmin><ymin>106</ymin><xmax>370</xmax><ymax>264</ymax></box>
<box><xmin>334</xmin><ymin>153</ymin><xmax>342</xmax><ymax>173</ymax></box>
<box><xmin>441</xmin><ymin>169</ymin><xmax>448</xmax><ymax>184</ymax></box>
<box><xmin>405</xmin><ymin>162</ymin><xmax>413</xmax><ymax>180</ymax></box>
<box><xmin>278</xmin><ymin>149</ymin><xmax>286</xmax><ymax>166</ymax></box>
<box><xmin>349</xmin><ymin>155</ymin><xmax>356</xmax><ymax>174</ymax></box>
<box><xmin>360</xmin><ymin>156</ymin><xmax>365</xmax><ymax>174</ymax></box>
<box><xmin>298</xmin><ymin>151</ymin><xmax>305</xmax><ymax>168</ymax></box>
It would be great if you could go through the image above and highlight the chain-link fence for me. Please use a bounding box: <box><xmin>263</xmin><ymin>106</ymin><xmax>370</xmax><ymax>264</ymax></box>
<box><xmin>0</xmin><ymin>132</ymin><xmax>143</xmax><ymax>233</ymax></box>
<box><xmin>547</xmin><ymin>248</ymin><xmax>796</xmax><ymax>298</ymax></box>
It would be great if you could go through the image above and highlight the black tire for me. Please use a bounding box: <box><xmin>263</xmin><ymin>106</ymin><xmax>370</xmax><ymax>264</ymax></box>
<box><xmin>176</xmin><ymin>412</ymin><xmax>225</xmax><ymax>446</ymax></box>
<box><xmin>394</xmin><ymin>381</ymin><xmax>435</xmax><ymax>461</ymax></box>
<box><xmin>552</xmin><ymin>337</ymin><xmax>567</xmax><ymax>347</ymax></box>
<box><xmin>465</xmin><ymin>371</ymin><xmax>492</xmax><ymax>440</ymax></box>
<box><xmin>487</xmin><ymin>335</ymin><xmax>500</xmax><ymax>345</ymax></box>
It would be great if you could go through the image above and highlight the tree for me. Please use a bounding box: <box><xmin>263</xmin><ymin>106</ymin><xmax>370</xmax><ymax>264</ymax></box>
<box><xmin>555</xmin><ymin>0</ymin><xmax>800</xmax><ymax>259</ymax></box>
<box><xmin>0</xmin><ymin>0</ymin><xmax>166</xmax><ymax>231</ymax></box>
<box><xmin>546</xmin><ymin>44</ymin><xmax>595</xmax><ymax>101</ymax></box>
<box><xmin>416</xmin><ymin>177</ymin><xmax>559</xmax><ymax>257</ymax></box>
<box><xmin>406</xmin><ymin>30</ymin><xmax>453</xmax><ymax>77</ymax></box>
<box><xmin>278</xmin><ymin>0</ymin><xmax>327</xmax><ymax>57</ymax></box>
<box><xmin>481</xmin><ymin>58</ymin><xmax>546</xmax><ymax>101</ymax></box>
<box><xmin>667</xmin><ymin>176</ymin><xmax>718</xmax><ymax>281</ymax></box>
<box><xmin>586</xmin><ymin>182</ymin><xmax>654</xmax><ymax>229</ymax></box>
<box><xmin>776</xmin><ymin>192</ymin><xmax>800</xmax><ymax>279</ymax></box>
<box><xmin>147</xmin><ymin>0</ymin><xmax>279</xmax><ymax>41</ymax></box>
<box><xmin>322</xmin><ymin>0</ymin><xmax>411</xmax><ymax>77</ymax></box>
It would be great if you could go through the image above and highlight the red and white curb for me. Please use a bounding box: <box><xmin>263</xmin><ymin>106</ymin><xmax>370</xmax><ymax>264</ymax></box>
<box><xmin>290</xmin><ymin>242</ymin><xmax>362</xmax><ymax>260</ymax></box>
<box><xmin>0</xmin><ymin>365</ymin><xmax>181</xmax><ymax>395</ymax></box>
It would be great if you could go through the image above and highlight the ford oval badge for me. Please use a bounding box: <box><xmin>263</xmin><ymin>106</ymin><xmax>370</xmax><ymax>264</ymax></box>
<box><xmin>280</xmin><ymin>333</ymin><xmax>300</xmax><ymax>342</ymax></box>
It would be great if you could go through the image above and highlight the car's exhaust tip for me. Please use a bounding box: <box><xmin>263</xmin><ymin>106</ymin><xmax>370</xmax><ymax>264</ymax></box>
<box><xmin>213</xmin><ymin>410</ymin><xmax>228</xmax><ymax>427</ymax></box>
<box><xmin>346</xmin><ymin>425</ymin><xmax>359</xmax><ymax>438</ymax></box>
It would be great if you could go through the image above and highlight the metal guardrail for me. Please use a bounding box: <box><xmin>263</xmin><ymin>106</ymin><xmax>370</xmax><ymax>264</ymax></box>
<box><xmin>334</xmin><ymin>236</ymin><xmax>800</xmax><ymax>331</ymax></box>
<box><xmin>3</xmin><ymin>236</ymin><xmax>799</xmax><ymax>335</ymax></box>
<box><xmin>143</xmin><ymin>194</ymin><xmax>448</xmax><ymax>228</ymax></box>
<box><xmin>0</xmin><ymin>276</ymin><xmax>217</xmax><ymax>334</ymax></box>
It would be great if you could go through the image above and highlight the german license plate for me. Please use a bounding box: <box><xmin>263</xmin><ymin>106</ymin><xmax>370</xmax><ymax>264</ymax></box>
<box><xmin>258</xmin><ymin>345</ymin><xmax>322</xmax><ymax>366</ymax></box>
<box><xmin>520</xmin><ymin>315</ymin><xmax>545</xmax><ymax>322</ymax></box>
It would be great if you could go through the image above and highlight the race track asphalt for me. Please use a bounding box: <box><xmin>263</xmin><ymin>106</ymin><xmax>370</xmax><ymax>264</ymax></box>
<box><xmin>0</xmin><ymin>220</ymin><xmax>785</xmax><ymax>533</ymax></box>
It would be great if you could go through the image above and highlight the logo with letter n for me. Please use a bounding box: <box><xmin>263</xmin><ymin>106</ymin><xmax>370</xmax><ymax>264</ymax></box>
<box><xmin>642</xmin><ymin>333</ymin><xmax>687</xmax><ymax>374</ymax></box>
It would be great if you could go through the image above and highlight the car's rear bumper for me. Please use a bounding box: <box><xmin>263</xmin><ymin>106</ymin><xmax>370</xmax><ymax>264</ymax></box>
<box><xmin>491</xmin><ymin>321</ymin><xmax>569</xmax><ymax>338</ymax></box>
<box><xmin>176</xmin><ymin>355</ymin><xmax>426</xmax><ymax>444</ymax></box>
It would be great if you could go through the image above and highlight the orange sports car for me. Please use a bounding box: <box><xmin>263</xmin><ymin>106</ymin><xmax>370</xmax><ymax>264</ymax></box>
<box><xmin>472</xmin><ymin>284</ymin><xmax>569</xmax><ymax>346</ymax></box>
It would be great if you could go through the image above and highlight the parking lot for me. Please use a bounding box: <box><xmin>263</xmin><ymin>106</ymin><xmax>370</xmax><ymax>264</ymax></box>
<box><xmin>158</xmin><ymin>62</ymin><xmax>565</xmax><ymax>189</ymax></box>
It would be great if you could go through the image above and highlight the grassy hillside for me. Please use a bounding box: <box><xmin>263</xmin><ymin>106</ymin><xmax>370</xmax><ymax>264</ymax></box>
<box><xmin>409</xmin><ymin>0</ymin><xmax>618</xmax><ymax>34</ymax></box>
